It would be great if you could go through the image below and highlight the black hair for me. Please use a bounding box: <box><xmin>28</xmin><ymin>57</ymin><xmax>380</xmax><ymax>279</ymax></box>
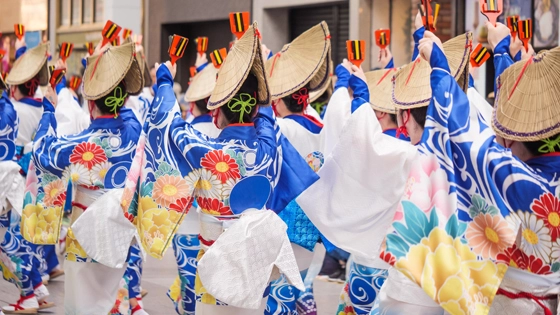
<box><xmin>94</xmin><ymin>81</ymin><xmax>128</xmax><ymax>115</ymax></box>
<box><xmin>522</xmin><ymin>133</ymin><xmax>560</xmax><ymax>157</ymax></box>
<box><xmin>195</xmin><ymin>98</ymin><xmax>210</xmax><ymax>115</ymax></box>
<box><xmin>17</xmin><ymin>76</ymin><xmax>40</xmax><ymax>97</ymax></box>
<box><xmin>220</xmin><ymin>73</ymin><xmax>259</xmax><ymax>124</ymax></box>
<box><xmin>281</xmin><ymin>85</ymin><xmax>310</xmax><ymax>114</ymax></box>
<box><xmin>388</xmin><ymin>113</ymin><xmax>398</xmax><ymax>125</ymax></box>
<box><xmin>409</xmin><ymin>106</ymin><xmax>428</xmax><ymax>128</ymax></box>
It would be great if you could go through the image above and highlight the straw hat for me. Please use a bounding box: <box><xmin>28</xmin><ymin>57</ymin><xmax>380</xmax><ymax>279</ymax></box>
<box><xmin>135</xmin><ymin>54</ymin><xmax>152</xmax><ymax>88</ymax></box>
<box><xmin>493</xmin><ymin>47</ymin><xmax>560</xmax><ymax>141</ymax></box>
<box><xmin>207</xmin><ymin>22</ymin><xmax>269</xmax><ymax>109</ymax></box>
<box><xmin>309</xmin><ymin>54</ymin><xmax>333</xmax><ymax>103</ymax></box>
<box><xmin>392</xmin><ymin>32</ymin><xmax>472</xmax><ymax>109</ymax></box>
<box><xmin>265</xmin><ymin>21</ymin><xmax>331</xmax><ymax>100</ymax></box>
<box><xmin>82</xmin><ymin>41</ymin><xmax>143</xmax><ymax>100</ymax></box>
<box><xmin>365</xmin><ymin>68</ymin><xmax>399</xmax><ymax>114</ymax></box>
<box><xmin>185</xmin><ymin>64</ymin><xmax>218</xmax><ymax>102</ymax></box>
<box><xmin>6</xmin><ymin>42</ymin><xmax>50</xmax><ymax>86</ymax></box>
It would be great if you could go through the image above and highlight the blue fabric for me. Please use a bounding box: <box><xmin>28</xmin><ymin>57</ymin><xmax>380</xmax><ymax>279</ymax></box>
<box><xmin>278</xmin><ymin>200</ymin><xmax>320</xmax><ymax>251</ymax></box>
<box><xmin>347</xmin><ymin>263</ymin><xmax>389</xmax><ymax>315</ymax></box>
<box><xmin>493</xmin><ymin>36</ymin><xmax>514</xmax><ymax>95</ymax></box>
<box><xmin>15</xmin><ymin>47</ymin><xmax>27</xmax><ymax>60</ymax></box>
<box><xmin>468</xmin><ymin>74</ymin><xmax>475</xmax><ymax>88</ymax></box>
<box><xmin>0</xmin><ymin>211</ymin><xmax>43</xmax><ymax>297</ymax></box>
<box><xmin>56</xmin><ymin>76</ymin><xmax>67</xmax><ymax>95</ymax></box>
<box><xmin>385</xmin><ymin>58</ymin><xmax>394</xmax><ymax>69</ymax></box>
<box><xmin>81</xmin><ymin>57</ymin><xmax>87</xmax><ymax>69</ymax></box>
<box><xmin>383</xmin><ymin>128</ymin><xmax>410</xmax><ymax>141</ymax></box>
<box><xmin>191</xmin><ymin>113</ymin><xmax>212</xmax><ymax>125</ymax></box>
<box><xmin>125</xmin><ymin>244</ymin><xmax>143</xmax><ymax>299</ymax></box>
<box><xmin>196</xmin><ymin>62</ymin><xmax>209</xmax><ymax>73</ymax></box>
<box><xmin>0</xmin><ymin>92</ymin><xmax>18</xmax><ymax>161</ymax></box>
<box><xmin>41</xmin><ymin>245</ymin><xmax>59</xmax><ymax>275</ymax></box>
<box><xmin>283</xmin><ymin>115</ymin><xmax>323</xmax><ymax>134</ymax></box>
<box><xmin>334</xmin><ymin>64</ymin><xmax>351</xmax><ymax>91</ymax></box>
<box><xmin>349</xmin><ymin>75</ymin><xmax>370</xmax><ymax>113</ymax></box>
<box><xmin>169</xmin><ymin>234</ymin><xmax>199</xmax><ymax>315</ymax></box>
<box><xmin>514</xmin><ymin>50</ymin><xmax>522</xmax><ymax>62</ymax></box>
<box><xmin>412</xmin><ymin>27</ymin><xmax>425</xmax><ymax>61</ymax></box>
<box><xmin>18</xmin><ymin>97</ymin><xmax>42</xmax><ymax>108</ymax></box>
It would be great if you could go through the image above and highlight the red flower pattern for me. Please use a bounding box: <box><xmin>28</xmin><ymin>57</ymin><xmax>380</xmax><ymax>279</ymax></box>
<box><xmin>69</xmin><ymin>142</ymin><xmax>107</xmax><ymax>170</ymax></box>
<box><xmin>53</xmin><ymin>191</ymin><xmax>67</xmax><ymax>207</ymax></box>
<box><xmin>380</xmin><ymin>249</ymin><xmax>397</xmax><ymax>265</ymax></box>
<box><xmin>200</xmin><ymin>150</ymin><xmax>240</xmax><ymax>183</ymax></box>
<box><xmin>124</xmin><ymin>212</ymin><xmax>135</xmax><ymax>223</ymax></box>
<box><xmin>169</xmin><ymin>197</ymin><xmax>194</xmax><ymax>213</ymax></box>
<box><xmin>531</xmin><ymin>193</ymin><xmax>560</xmax><ymax>241</ymax></box>
<box><xmin>496</xmin><ymin>244</ymin><xmax>528</xmax><ymax>270</ymax></box>
<box><xmin>527</xmin><ymin>255</ymin><xmax>552</xmax><ymax>275</ymax></box>
<box><xmin>197</xmin><ymin>197</ymin><xmax>233</xmax><ymax>216</ymax></box>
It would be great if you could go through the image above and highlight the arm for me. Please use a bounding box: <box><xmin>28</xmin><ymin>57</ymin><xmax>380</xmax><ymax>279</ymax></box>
<box><xmin>349</xmin><ymin>73</ymin><xmax>370</xmax><ymax>113</ymax></box>
<box><xmin>0</xmin><ymin>94</ymin><xmax>18</xmax><ymax>161</ymax></box>
<box><xmin>412</xmin><ymin>27</ymin><xmax>426</xmax><ymax>61</ymax></box>
<box><xmin>334</xmin><ymin>64</ymin><xmax>351</xmax><ymax>91</ymax></box>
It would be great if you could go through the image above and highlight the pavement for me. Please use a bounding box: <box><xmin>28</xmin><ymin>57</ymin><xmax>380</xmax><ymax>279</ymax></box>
<box><xmin>0</xmin><ymin>251</ymin><xmax>343</xmax><ymax>315</ymax></box>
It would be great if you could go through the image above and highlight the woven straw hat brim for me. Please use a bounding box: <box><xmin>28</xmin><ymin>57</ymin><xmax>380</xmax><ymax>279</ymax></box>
<box><xmin>493</xmin><ymin>47</ymin><xmax>560</xmax><ymax>141</ymax></box>
<box><xmin>185</xmin><ymin>65</ymin><xmax>218</xmax><ymax>102</ymax></box>
<box><xmin>83</xmin><ymin>42</ymin><xmax>143</xmax><ymax>100</ymax></box>
<box><xmin>143</xmin><ymin>59</ymin><xmax>152</xmax><ymax>87</ymax></box>
<box><xmin>6</xmin><ymin>43</ymin><xmax>50</xmax><ymax>86</ymax></box>
<box><xmin>365</xmin><ymin>68</ymin><xmax>399</xmax><ymax>114</ymax></box>
<box><xmin>265</xmin><ymin>21</ymin><xmax>331</xmax><ymax>100</ymax></box>
<box><xmin>392</xmin><ymin>32</ymin><xmax>473</xmax><ymax>110</ymax></box>
<box><xmin>207</xmin><ymin>22</ymin><xmax>270</xmax><ymax>110</ymax></box>
<box><xmin>309</xmin><ymin>56</ymin><xmax>333</xmax><ymax>102</ymax></box>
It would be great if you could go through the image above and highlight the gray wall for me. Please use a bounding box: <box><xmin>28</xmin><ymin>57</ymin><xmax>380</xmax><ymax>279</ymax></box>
<box><xmin>146</xmin><ymin>0</ymin><xmax>251</xmax><ymax>65</ymax></box>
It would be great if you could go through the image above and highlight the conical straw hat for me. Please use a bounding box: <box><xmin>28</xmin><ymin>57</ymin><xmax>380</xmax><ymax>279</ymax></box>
<box><xmin>309</xmin><ymin>54</ymin><xmax>333</xmax><ymax>103</ymax></box>
<box><xmin>185</xmin><ymin>64</ymin><xmax>218</xmax><ymax>102</ymax></box>
<box><xmin>365</xmin><ymin>68</ymin><xmax>399</xmax><ymax>114</ymax></box>
<box><xmin>265</xmin><ymin>21</ymin><xmax>331</xmax><ymax>100</ymax></box>
<box><xmin>493</xmin><ymin>47</ymin><xmax>560</xmax><ymax>141</ymax></box>
<box><xmin>6</xmin><ymin>42</ymin><xmax>50</xmax><ymax>86</ymax></box>
<box><xmin>134</xmin><ymin>54</ymin><xmax>152</xmax><ymax>88</ymax></box>
<box><xmin>82</xmin><ymin>41</ymin><xmax>143</xmax><ymax>100</ymax></box>
<box><xmin>392</xmin><ymin>32</ymin><xmax>472</xmax><ymax>109</ymax></box>
<box><xmin>207</xmin><ymin>22</ymin><xmax>269</xmax><ymax>109</ymax></box>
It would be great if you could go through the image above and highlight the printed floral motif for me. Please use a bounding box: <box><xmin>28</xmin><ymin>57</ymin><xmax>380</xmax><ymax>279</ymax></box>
<box><xmin>66</xmin><ymin>228</ymin><xmax>88</xmax><ymax>262</ymax></box>
<box><xmin>466</xmin><ymin>213</ymin><xmax>515</xmax><ymax>260</ymax></box>
<box><xmin>152</xmin><ymin>175</ymin><xmax>190</xmax><ymax>208</ymax></box>
<box><xmin>508</xmin><ymin>210</ymin><xmax>552</xmax><ymax>264</ymax></box>
<box><xmin>62</xmin><ymin>163</ymin><xmax>90</xmax><ymax>185</ymax></box>
<box><xmin>305</xmin><ymin>151</ymin><xmax>324</xmax><ymax>173</ymax></box>
<box><xmin>197</xmin><ymin>197</ymin><xmax>233</xmax><ymax>216</ymax></box>
<box><xmin>138</xmin><ymin>196</ymin><xmax>182</xmax><ymax>256</ymax></box>
<box><xmin>186</xmin><ymin>168</ymin><xmax>222</xmax><ymax>199</ymax></box>
<box><xmin>200</xmin><ymin>150</ymin><xmax>241</xmax><ymax>183</ymax></box>
<box><xmin>169</xmin><ymin>197</ymin><xmax>194</xmax><ymax>213</ymax></box>
<box><xmin>531</xmin><ymin>193</ymin><xmax>560</xmax><ymax>242</ymax></box>
<box><xmin>21</xmin><ymin>203</ymin><xmax>62</xmax><ymax>244</ymax></box>
<box><xmin>91</xmin><ymin>161</ymin><xmax>112</xmax><ymax>185</ymax></box>
<box><xmin>497</xmin><ymin>244</ymin><xmax>528</xmax><ymax>270</ymax></box>
<box><xmin>337</xmin><ymin>305</ymin><xmax>356</xmax><ymax>315</ymax></box>
<box><xmin>43</xmin><ymin>180</ymin><xmax>65</xmax><ymax>207</ymax></box>
<box><xmin>69</xmin><ymin>142</ymin><xmax>107</xmax><ymax>169</ymax></box>
<box><xmin>526</xmin><ymin>255</ymin><xmax>552</xmax><ymax>275</ymax></box>
<box><xmin>395</xmin><ymin>228</ymin><xmax>505</xmax><ymax>315</ymax></box>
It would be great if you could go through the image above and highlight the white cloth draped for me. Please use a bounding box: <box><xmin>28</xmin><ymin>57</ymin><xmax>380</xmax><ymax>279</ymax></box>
<box><xmin>55</xmin><ymin>87</ymin><xmax>91</xmax><ymax>136</ymax></box>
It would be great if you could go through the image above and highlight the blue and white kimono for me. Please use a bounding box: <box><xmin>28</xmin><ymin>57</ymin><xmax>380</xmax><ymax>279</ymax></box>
<box><xmin>380</xmin><ymin>39</ymin><xmax>560</xmax><ymax>314</ymax></box>
<box><xmin>132</xmin><ymin>65</ymin><xmax>317</xmax><ymax>309</ymax></box>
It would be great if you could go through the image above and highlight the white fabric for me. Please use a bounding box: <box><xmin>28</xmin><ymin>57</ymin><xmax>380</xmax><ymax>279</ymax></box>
<box><xmin>0</xmin><ymin>161</ymin><xmax>24</xmax><ymax>216</ymax></box>
<box><xmin>125</xmin><ymin>95</ymin><xmax>144</xmax><ymax>124</ymax></box>
<box><xmin>176</xmin><ymin>206</ymin><xmax>200</xmax><ymax>235</ymax></box>
<box><xmin>277</xmin><ymin>118</ymin><xmax>321</xmax><ymax>157</ymax></box>
<box><xmin>197</xmin><ymin>210</ymin><xmax>304</xmax><ymax>309</ymax></box>
<box><xmin>195</xmin><ymin>297</ymin><xmax>268</xmax><ymax>315</ymax></box>
<box><xmin>303</xmin><ymin>243</ymin><xmax>326</xmax><ymax>287</ymax></box>
<box><xmin>64</xmin><ymin>260</ymin><xmax>126</xmax><ymax>315</ymax></box>
<box><xmin>319</xmin><ymin>87</ymin><xmax>352</xmax><ymax>157</ymax></box>
<box><xmin>11</xmin><ymin>98</ymin><xmax>43</xmax><ymax>151</ymax></box>
<box><xmin>71</xmin><ymin>188</ymin><xmax>137</xmax><ymax>268</ymax></box>
<box><xmin>297</xmin><ymin>104</ymin><xmax>417</xmax><ymax>260</ymax></box>
<box><xmin>467</xmin><ymin>87</ymin><xmax>493</xmax><ymax>125</ymax></box>
<box><xmin>55</xmin><ymin>87</ymin><xmax>91</xmax><ymax>136</ymax></box>
<box><xmin>304</xmin><ymin>106</ymin><xmax>323</xmax><ymax>123</ymax></box>
<box><xmin>354</xmin><ymin>255</ymin><xmax>391</xmax><ymax>270</ymax></box>
<box><xmin>378</xmin><ymin>268</ymin><xmax>446</xmax><ymax>315</ymax></box>
<box><xmin>193</xmin><ymin>121</ymin><xmax>221</xmax><ymax>138</ymax></box>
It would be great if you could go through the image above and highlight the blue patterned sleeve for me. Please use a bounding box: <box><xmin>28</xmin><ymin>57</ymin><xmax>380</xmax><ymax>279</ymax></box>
<box><xmin>412</xmin><ymin>27</ymin><xmax>426</xmax><ymax>61</ymax></box>
<box><xmin>493</xmin><ymin>37</ymin><xmax>514</xmax><ymax>94</ymax></box>
<box><xmin>334</xmin><ymin>64</ymin><xmax>351</xmax><ymax>91</ymax></box>
<box><xmin>349</xmin><ymin>75</ymin><xmax>370</xmax><ymax>113</ymax></box>
<box><xmin>0</xmin><ymin>93</ymin><xmax>18</xmax><ymax>161</ymax></box>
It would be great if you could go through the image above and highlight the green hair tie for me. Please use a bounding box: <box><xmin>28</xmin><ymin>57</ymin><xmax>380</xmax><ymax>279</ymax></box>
<box><xmin>105</xmin><ymin>86</ymin><xmax>128</xmax><ymax>118</ymax></box>
<box><xmin>538</xmin><ymin>135</ymin><xmax>560</xmax><ymax>154</ymax></box>
<box><xmin>227</xmin><ymin>93</ymin><xmax>257</xmax><ymax>123</ymax></box>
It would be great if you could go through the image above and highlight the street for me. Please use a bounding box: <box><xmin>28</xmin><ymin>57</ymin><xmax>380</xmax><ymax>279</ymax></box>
<box><xmin>0</xmin><ymin>252</ymin><xmax>343</xmax><ymax>314</ymax></box>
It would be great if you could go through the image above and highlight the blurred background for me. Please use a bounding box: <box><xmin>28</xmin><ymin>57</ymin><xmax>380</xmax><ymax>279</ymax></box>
<box><xmin>0</xmin><ymin>0</ymin><xmax>557</xmax><ymax>100</ymax></box>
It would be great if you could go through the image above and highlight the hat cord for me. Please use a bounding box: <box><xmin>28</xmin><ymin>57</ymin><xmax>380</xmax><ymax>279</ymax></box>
<box><xmin>538</xmin><ymin>135</ymin><xmax>560</xmax><ymax>154</ymax></box>
<box><xmin>292</xmin><ymin>87</ymin><xmax>309</xmax><ymax>110</ymax></box>
<box><xmin>227</xmin><ymin>93</ymin><xmax>256</xmax><ymax>123</ymax></box>
<box><xmin>507</xmin><ymin>57</ymin><xmax>533</xmax><ymax>101</ymax></box>
<box><xmin>105</xmin><ymin>86</ymin><xmax>128</xmax><ymax>118</ymax></box>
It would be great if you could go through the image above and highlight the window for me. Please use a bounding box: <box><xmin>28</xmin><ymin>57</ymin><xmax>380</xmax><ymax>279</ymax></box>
<box><xmin>71</xmin><ymin>0</ymin><xmax>81</xmax><ymax>25</ymax></box>
<box><xmin>61</xmin><ymin>0</ymin><xmax>70</xmax><ymax>26</ymax></box>
<box><xmin>59</xmin><ymin>0</ymin><xmax>103</xmax><ymax>26</ymax></box>
<box><xmin>83</xmin><ymin>0</ymin><xmax>93</xmax><ymax>24</ymax></box>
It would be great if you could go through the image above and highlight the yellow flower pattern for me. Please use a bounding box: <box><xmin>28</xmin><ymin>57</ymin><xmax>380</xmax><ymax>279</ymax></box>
<box><xmin>20</xmin><ymin>203</ymin><xmax>63</xmax><ymax>245</ymax></box>
<box><xmin>65</xmin><ymin>228</ymin><xmax>89</xmax><ymax>262</ymax></box>
<box><xmin>395</xmin><ymin>228</ymin><xmax>507</xmax><ymax>315</ymax></box>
